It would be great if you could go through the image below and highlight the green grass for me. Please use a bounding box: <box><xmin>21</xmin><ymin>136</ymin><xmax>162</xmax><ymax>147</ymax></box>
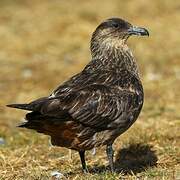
<box><xmin>0</xmin><ymin>0</ymin><xmax>180</xmax><ymax>179</ymax></box>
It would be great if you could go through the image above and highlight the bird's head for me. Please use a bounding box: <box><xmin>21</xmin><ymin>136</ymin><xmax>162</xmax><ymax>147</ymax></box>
<box><xmin>91</xmin><ymin>18</ymin><xmax>149</xmax><ymax>55</ymax></box>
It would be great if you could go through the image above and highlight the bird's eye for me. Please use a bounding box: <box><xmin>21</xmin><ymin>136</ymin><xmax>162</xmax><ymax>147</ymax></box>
<box><xmin>112</xmin><ymin>23</ymin><xmax>119</xmax><ymax>28</ymax></box>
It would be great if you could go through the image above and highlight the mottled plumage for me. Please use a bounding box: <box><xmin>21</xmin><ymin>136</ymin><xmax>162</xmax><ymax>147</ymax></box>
<box><xmin>7</xmin><ymin>18</ymin><xmax>149</xmax><ymax>172</ymax></box>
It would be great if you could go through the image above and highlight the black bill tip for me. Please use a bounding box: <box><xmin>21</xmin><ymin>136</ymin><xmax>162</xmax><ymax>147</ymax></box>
<box><xmin>128</xmin><ymin>26</ymin><xmax>149</xmax><ymax>36</ymax></box>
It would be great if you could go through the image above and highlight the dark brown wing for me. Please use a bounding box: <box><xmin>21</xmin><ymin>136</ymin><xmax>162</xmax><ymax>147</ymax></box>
<box><xmin>8</xmin><ymin>69</ymin><xmax>143</xmax><ymax>131</ymax></box>
<box><xmin>36</xmin><ymin>70</ymin><xmax>143</xmax><ymax>131</ymax></box>
<box><xmin>63</xmin><ymin>86</ymin><xmax>142</xmax><ymax>130</ymax></box>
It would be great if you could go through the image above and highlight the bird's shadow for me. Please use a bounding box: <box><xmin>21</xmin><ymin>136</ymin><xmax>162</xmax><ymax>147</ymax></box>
<box><xmin>89</xmin><ymin>143</ymin><xmax>158</xmax><ymax>175</ymax></box>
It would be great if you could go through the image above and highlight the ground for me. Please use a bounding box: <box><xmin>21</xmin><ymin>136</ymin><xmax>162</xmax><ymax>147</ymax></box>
<box><xmin>0</xmin><ymin>0</ymin><xmax>179</xmax><ymax>179</ymax></box>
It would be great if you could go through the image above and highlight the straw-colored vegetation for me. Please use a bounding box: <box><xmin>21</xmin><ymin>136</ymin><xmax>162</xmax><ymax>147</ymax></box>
<box><xmin>0</xmin><ymin>0</ymin><xmax>179</xmax><ymax>179</ymax></box>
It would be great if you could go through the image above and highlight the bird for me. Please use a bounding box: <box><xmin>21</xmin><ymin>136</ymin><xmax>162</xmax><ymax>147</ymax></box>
<box><xmin>7</xmin><ymin>17</ymin><xmax>149</xmax><ymax>173</ymax></box>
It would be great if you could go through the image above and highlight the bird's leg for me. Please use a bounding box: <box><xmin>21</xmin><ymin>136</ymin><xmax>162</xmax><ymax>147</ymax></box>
<box><xmin>106</xmin><ymin>144</ymin><xmax>115</xmax><ymax>172</ymax></box>
<box><xmin>79</xmin><ymin>150</ymin><xmax>88</xmax><ymax>173</ymax></box>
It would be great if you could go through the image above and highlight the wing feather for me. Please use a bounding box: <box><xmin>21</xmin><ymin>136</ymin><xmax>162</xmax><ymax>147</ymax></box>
<box><xmin>19</xmin><ymin>69</ymin><xmax>143</xmax><ymax>131</ymax></box>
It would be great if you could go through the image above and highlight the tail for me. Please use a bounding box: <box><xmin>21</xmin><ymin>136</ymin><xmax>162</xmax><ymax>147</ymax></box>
<box><xmin>17</xmin><ymin>111</ymin><xmax>44</xmax><ymax>131</ymax></box>
<box><xmin>18</xmin><ymin>111</ymin><xmax>58</xmax><ymax>135</ymax></box>
<box><xmin>7</xmin><ymin>103</ymin><xmax>33</xmax><ymax>111</ymax></box>
<box><xmin>7</xmin><ymin>97</ymin><xmax>49</xmax><ymax>111</ymax></box>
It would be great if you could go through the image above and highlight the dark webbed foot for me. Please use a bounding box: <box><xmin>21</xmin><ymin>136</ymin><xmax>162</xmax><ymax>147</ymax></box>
<box><xmin>79</xmin><ymin>150</ymin><xmax>88</xmax><ymax>173</ymax></box>
<box><xmin>106</xmin><ymin>144</ymin><xmax>115</xmax><ymax>172</ymax></box>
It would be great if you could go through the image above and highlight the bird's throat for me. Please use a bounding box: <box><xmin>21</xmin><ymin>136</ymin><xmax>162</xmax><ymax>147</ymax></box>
<box><xmin>91</xmin><ymin>41</ymin><xmax>139</xmax><ymax>77</ymax></box>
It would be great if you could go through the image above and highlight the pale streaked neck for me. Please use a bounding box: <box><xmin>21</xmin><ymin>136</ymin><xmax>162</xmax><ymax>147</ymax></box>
<box><xmin>90</xmin><ymin>38</ymin><xmax>139</xmax><ymax>77</ymax></box>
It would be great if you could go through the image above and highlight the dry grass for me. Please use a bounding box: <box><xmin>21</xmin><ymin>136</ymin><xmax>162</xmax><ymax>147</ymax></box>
<box><xmin>0</xmin><ymin>0</ymin><xmax>180</xmax><ymax>179</ymax></box>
